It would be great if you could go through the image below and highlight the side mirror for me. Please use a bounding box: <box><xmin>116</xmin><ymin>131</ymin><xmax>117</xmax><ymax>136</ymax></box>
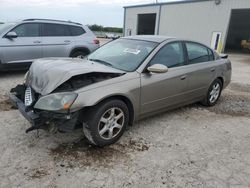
<box><xmin>5</xmin><ymin>31</ymin><xmax>18</xmax><ymax>38</ymax></box>
<box><xmin>147</xmin><ymin>64</ymin><xmax>168</xmax><ymax>73</ymax></box>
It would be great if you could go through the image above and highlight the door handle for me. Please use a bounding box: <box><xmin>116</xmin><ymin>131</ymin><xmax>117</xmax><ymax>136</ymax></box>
<box><xmin>33</xmin><ymin>41</ymin><xmax>41</xmax><ymax>44</ymax></box>
<box><xmin>180</xmin><ymin>75</ymin><xmax>187</xmax><ymax>80</ymax></box>
<box><xmin>64</xmin><ymin>40</ymin><xmax>71</xmax><ymax>43</ymax></box>
<box><xmin>210</xmin><ymin>68</ymin><xmax>215</xmax><ymax>72</ymax></box>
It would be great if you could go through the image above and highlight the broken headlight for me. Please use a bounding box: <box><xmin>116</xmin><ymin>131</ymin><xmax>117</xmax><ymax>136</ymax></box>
<box><xmin>34</xmin><ymin>92</ymin><xmax>78</xmax><ymax>111</ymax></box>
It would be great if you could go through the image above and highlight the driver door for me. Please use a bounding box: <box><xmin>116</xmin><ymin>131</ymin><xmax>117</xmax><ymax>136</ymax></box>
<box><xmin>140</xmin><ymin>41</ymin><xmax>189</xmax><ymax>115</ymax></box>
<box><xmin>1</xmin><ymin>23</ymin><xmax>42</xmax><ymax>65</ymax></box>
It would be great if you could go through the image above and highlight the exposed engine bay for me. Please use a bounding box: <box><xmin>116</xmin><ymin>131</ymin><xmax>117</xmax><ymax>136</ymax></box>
<box><xmin>54</xmin><ymin>72</ymin><xmax>123</xmax><ymax>92</ymax></box>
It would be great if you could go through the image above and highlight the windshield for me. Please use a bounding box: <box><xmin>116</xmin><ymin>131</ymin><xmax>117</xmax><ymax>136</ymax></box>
<box><xmin>0</xmin><ymin>23</ymin><xmax>15</xmax><ymax>35</ymax></box>
<box><xmin>88</xmin><ymin>39</ymin><xmax>158</xmax><ymax>72</ymax></box>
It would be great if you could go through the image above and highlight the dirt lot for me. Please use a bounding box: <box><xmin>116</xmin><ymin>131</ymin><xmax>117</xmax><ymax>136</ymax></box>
<box><xmin>0</xmin><ymin>53</ymin><xmax>250</xmax><ymax>188</ymax></box>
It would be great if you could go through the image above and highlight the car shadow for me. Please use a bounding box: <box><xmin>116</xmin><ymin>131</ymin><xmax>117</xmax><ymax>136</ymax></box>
<box><xmin>0</xmin><ymin>70</ymin><xmax>27</xmax><ymax>78</ymax></box>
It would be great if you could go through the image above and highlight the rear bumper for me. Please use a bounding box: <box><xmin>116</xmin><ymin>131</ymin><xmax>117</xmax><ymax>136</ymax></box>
<box><xmin>223</xmin><ymin>61</ymin><xmax>232</xmax><ymax>89</ymax></box>
<box><xmin>9</xmin><ymin>92</ymin><xmax>79</xmax><ymax>133</ymax></box>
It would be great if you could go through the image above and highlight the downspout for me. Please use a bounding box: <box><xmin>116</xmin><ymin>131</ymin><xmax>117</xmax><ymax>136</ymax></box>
<box><xmin>123</xmin><ymin>7</ymin><xmax>126</xmax><ymax>36</ymax></box>
<box><xmin>157</xmin><ymin>4</ymin><xmax>162</xmax><ymax>35</ymax></box>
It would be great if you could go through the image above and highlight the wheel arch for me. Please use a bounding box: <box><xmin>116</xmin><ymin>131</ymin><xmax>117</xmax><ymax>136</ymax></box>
<box><xmin>87</xmin><ymin>95</ymin><xmax>135</xmax><ymax>126</ymax></box>
<box><xmin>217</xmin><ymin>76</ymin><xmax>224</xmax><ymax>88</ymax></box>
<box><xmin>69</xmin><ymin>47</ymin><xmax>90</xmax><ymax>57</ymax></box>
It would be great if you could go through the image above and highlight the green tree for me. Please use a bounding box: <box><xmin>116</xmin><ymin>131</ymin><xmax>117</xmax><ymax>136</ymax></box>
<box><xmin>88</xmin><ymin>24</ymin><xmax>123</xmax><ymax>33</ymax></box>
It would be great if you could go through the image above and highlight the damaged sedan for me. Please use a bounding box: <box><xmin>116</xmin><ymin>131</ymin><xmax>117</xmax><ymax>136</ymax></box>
<box><xmin>10</xmin><ymin>36</ymin><xmax>231</xmax><ymax>146</ymax></box>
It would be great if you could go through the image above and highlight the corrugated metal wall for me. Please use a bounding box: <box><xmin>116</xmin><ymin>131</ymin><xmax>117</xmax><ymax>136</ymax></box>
<box><xmin>124</xmin><ymin>0</ymin><xmax>250</xmax><ymax>50</ymax></box>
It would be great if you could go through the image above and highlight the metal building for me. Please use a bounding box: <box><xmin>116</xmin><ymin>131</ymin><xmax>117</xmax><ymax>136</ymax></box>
<box><xmin>123</xmin><ymin>0</ymin><xmax>250</xmax><ymax>52</ymax></box>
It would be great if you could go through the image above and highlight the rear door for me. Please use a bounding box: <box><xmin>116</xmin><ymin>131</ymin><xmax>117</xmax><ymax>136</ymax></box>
<box><xmin>184</xmin><ymin>42</ymin><xmax>217</xmax><ymax>100</ymax></box>
<box><xmin>140</xmin><ymin>41</ymin><xmax>189</xmax><ymax>115</ymax></box>
<box><xmin>1</xmin><ymin>23</ymin><xmax>42</xmax><ymax>65</ymax></box>
<box><xmin>41</xmin><ymin>23</ymin><xmax>73</xmax><ymax>57</ymax></box>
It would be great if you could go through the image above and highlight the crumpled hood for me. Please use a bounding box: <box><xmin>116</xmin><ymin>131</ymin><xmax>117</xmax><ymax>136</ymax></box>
<box><xmin>27</xmin><ymin>58</ymin><xmax>124</xmax><ymax>95</ymax></box>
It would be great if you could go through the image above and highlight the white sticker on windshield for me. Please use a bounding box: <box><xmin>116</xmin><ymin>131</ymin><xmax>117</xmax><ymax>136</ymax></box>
<box><xmin>124</xmin><ymin>48</ymin><xmax>141</xmax><ymax>55</ymax></box>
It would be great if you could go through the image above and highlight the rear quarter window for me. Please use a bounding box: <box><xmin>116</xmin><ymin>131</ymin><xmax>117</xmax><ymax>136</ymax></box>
<box><xmin>208</xmin><ymin>48</ymin><xmax>215</xmax><ymax>61</ymax></box>
<box><xmin>69</xmin><ymin>26</ymin><xmax>86</xmax><ymax>36</ymax></box>
<box><xmin>186</xmin><ymin>42</ymin><xmax>213</xmax><ymax>64</ymax></box>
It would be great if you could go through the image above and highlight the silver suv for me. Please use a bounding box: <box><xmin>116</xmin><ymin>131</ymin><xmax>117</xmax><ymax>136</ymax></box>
<box><xmin>0</xmin><ymin>19</ymin><xmax>99</xmax><ymax>70</ymax></box>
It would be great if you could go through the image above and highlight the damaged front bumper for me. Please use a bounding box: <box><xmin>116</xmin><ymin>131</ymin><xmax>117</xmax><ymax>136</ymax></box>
<box><xmin>9</xmin><ymin>88</ymin><xmax>79</xmax><ymax>133</ymax></box>
<box><xmin>9</xmin><ymin>93</ymin><xmax>40</xmax><ymax>132</ymax></box>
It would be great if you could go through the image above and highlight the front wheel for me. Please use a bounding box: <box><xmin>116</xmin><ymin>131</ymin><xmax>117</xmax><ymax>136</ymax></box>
<box><xmin>202</xmin><ymin>78</ymin><xmax>223</xmax><ymax>106</ymax></box>
<box><xmin>82</xmin><ymin>99</ymin><xmax>129</xmax><ymax>147</ymax></box>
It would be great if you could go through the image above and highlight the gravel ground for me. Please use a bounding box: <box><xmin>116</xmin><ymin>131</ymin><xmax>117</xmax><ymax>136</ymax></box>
<box><xmin>0</xmin><ymin>53</ymin><xmax>250</xmax><ymax>188</ymax></box>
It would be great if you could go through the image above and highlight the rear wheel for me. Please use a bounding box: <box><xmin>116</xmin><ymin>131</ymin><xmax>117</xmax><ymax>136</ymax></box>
<box><xmin>82</xmin><ymin>99</ymin><xmax>129</xmax><ymax>147</ymax></box>
<box><xmin>202</xmin><ymin>78</ymin><xmax>222</xmax><ymax>106</ymax></box>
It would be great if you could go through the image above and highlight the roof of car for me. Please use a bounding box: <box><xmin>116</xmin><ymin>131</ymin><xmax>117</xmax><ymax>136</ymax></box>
<box><xmin>122</xmin><ymin>35</ymin><xmax>174</xmax><ymax>43</ymax></box>
<box><xmin>22</xmin><ymin>19</ymin><xmax>82</xmax><ymax>26</ymax></box>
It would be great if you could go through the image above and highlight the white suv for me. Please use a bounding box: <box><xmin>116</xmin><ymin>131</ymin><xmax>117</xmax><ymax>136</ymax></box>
<box><xmin>0</xmin><ymin>19</ymin><xmax>100</xmax><ymax>70</ymax></box>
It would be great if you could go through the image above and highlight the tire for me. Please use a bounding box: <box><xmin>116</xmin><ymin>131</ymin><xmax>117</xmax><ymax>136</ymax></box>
<box><xmin>202</xmin><ymin>78</ymin><xmax>223</xmax><ymax>106</ymax></box>
<box><xmin>71</xmin><ymin>51</ymin><xmax>88</xmax><ymax>59</ymax></box>
<box><xmin>82</xmin><ymin>99</ymin><xmax>129</xmax><ymax>147</ymax></box>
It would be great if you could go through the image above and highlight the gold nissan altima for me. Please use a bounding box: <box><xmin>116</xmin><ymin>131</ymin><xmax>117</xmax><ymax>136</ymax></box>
<box><xmin>10</xmin><ymin>35</ymin><xmax>231</xmax><ymax>146</ymax></box>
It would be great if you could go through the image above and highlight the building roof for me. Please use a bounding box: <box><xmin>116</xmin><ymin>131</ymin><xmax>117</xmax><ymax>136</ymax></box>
<box><xmin>123</xmin><ymin>35</ymin><xmax>174</xmax><ymax>43</ymax></box>
<box><xmin>124</xmin><ymin>0</ymin><xmax>211</xmax><ymax>9</ymax></box>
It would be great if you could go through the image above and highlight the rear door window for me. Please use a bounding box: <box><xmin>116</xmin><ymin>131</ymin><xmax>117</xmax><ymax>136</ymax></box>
<box><xmin>42</xmin><ymin>23</ymin><xmax>71</xmax><ymax>37</ymax></box>
<box><xmin>185</xmin><ymin>42</ymin><xmax>212</xmax><ymax>64</ymax></box>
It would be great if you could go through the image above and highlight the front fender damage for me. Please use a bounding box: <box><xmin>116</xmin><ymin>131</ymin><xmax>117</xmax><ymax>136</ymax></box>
<box><xmin>10</xmin><ymin>71</ymin><xmax>124</xmax><ymax>133</ymax></box>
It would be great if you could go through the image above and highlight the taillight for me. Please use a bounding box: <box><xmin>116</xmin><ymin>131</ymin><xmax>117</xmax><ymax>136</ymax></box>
<box><xmin>93</xmin><ymin>39</ymin><xmax>100</xmax><ymax>45</ymax></box>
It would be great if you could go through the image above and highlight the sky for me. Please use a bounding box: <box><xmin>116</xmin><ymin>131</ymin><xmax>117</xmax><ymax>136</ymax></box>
<box><xmin>0</xmin><ymin>0</ymin><xmax>180</xmax><ymax>27</ymax></box>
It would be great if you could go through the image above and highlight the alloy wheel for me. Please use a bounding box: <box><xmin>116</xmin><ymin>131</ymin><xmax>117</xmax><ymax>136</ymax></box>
<box><xmin>98</xmin><ymin>107</ymin><xmax>124</xmax><ymax>140</ymax></box>
<box><xmin>209</xmin><ymin>83</ymin><xmax>221</xmax><ymax>103</ymax></box>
